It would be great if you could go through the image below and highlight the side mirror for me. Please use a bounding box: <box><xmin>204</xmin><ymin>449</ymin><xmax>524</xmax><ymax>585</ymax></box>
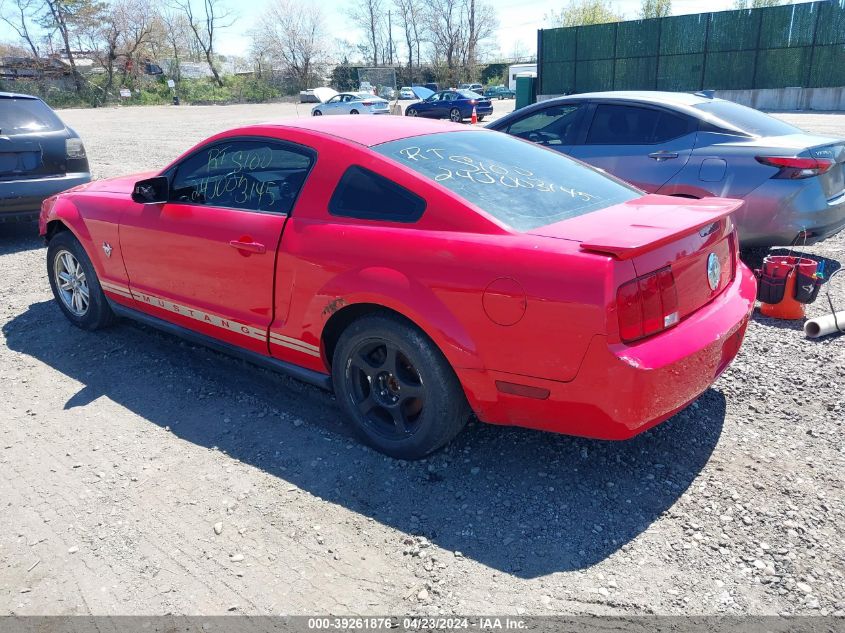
<box><xmin>131</xmin><ymin>176</ymin><xmax>169</xmax><ymax>204</ymax></box>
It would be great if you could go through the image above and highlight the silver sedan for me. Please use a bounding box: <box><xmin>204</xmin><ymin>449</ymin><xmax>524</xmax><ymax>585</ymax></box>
<box><xmin>488</xmin><ymin>91</ymin><xmax>845</xmax><ymax>248</ymax></box>
<box><xmin>311</xmin><ymin>92</ymin><xmax>390</xmax><ymax>116</ymax></box>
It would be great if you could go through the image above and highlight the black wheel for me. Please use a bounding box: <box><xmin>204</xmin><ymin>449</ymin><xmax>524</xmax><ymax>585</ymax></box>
<box><xmin>498</xmin><ymin>95</ymin><xmax>504</xmax><ymax>101</ymax></box>
<box><xmin>350</xmin><ymin>109</ymin><xmax>359</xmax><ymax>115</ymax></box>
<box><xmin>312</xmin><ymin>109</ymin><xmax>322</xmax><ymax>116</ymax></box>
<box><xmin>47</xmin><ymin>231</ymin><xmax>115</xmax><ymax>330</ymax></box>
<box><xmin>449</xmin><ymin>108</ymin><xmax>462</xmax><ymax>122</ymax></box>
<box><xmin>477</xmin><ymin>115</ymin><xmax>485</xmax><ymax>122</ymax></box>
<box><xmin>332</xmin><ymin>314</ymin><xmax>470</xmax><ymax>460</ymax></box>
<box><xmin>406</xmin><ymin>108</ymin><xmax>417</xmax><ymax>117</ymax></box>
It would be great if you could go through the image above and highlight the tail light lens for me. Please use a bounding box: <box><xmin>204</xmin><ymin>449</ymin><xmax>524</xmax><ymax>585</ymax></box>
<box><xmin>66</xmin><ymin>138</ymin><xmax>86</xmax><ymax>159</ymax></box>
<box><xmin>616</xmin><ymin>266</ymin><xmax>679</xmax><ymax>343</ymax></box>
<box><xmin>756</xmin><ymin>155</ymin><xmax>834</xmax><ymax>179</ymax></box>
<box><xmin>361</xmin><ymin>101</ymin><xmax>374</xmax><ymax>106</ymax></box>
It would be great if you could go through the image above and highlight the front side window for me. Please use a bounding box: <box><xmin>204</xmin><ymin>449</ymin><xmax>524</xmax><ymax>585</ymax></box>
<box><xmin>169</xmin><ymin>139</ymin><xmax>313</xmax><ymax>214</ymax></box>
<box><xmin>329</xmin><ymin>166</ymin><xmax>425</xmax><ymax>223</ymax></box>
<box><xmin>374</xmin><ymin>131</ymin><xmax>639</xmax><ymax>232</ymax></box>
<box><xmin>586</xmin><ymin>104</ymin><xmax>693</xmax><ymax>145</ymax></box>
<box><xmin>505</xmin><ymin>104</ymin><xmax>585</xmax><ymax>146</ymax></box>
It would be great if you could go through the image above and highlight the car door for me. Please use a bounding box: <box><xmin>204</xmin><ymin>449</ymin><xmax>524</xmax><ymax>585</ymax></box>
<box><xmin>418</xmin><ymin>93</ymin><xmax>441</xmax><ymax>117</ymax></box>
<box><xmin>439</xmin><ymin>92</ymin><xmax>457</xmax><ymax>118</ymax></box>
<box><xmin>568</xmin><ymin>103</ymin><xmax>696</xmax><ymax>191</ymax></box>
<box><xmin>500</xmin><ymin>103</ymin><xmax>588</xmax><ymax>154</ymax></box>
<box><xmin>324</xmin><ymin>95</ymin><xmax>344</xmax><ymax>114</ymax></box>
<box><xmin>118</xmin><ymin>137</ymin><xmax>315</xmax><ymax>354</ymax></box>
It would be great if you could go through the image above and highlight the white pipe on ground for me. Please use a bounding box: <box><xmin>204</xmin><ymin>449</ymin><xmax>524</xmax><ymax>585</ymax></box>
<box><xmin>804</xmin><ymin>311</ymin><xmax>845</xmax><ymax>338</ymax></box>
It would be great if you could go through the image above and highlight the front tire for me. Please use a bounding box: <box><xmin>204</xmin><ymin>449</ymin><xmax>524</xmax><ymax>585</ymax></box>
<box><xmin>312</xmin><ymin>109</ymin><xmax>322</xmax><ymax>116</ymax></box>
<box><xmin>332</xmin><ymin>314</ymin><xmax>470</xmax><ymax>460</ymax></box>
<box><xmin>47</xmin><ymin>231</ymin><xmax>115</xmax><ymax>330</ymax></box>
<box><xmin>406</xmin><ymin>108</ymin><xmax>417</xmax><ymax>117</ymax></box>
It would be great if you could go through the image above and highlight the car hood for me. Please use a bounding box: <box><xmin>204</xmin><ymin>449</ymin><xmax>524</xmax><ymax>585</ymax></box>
<box><xmin>73</xmin><ymin>171</ymin><xmax>158</xmax><ymax>194</ymax></box>
<box><xmin>313</xmin><ymin>87</ymin><xmax>339</xmax><ymax>103</ymax></box>
<box><xmin>411</xmin><ymin>86</ymin><xmax>434</xmax><ymax>100</ymax></box>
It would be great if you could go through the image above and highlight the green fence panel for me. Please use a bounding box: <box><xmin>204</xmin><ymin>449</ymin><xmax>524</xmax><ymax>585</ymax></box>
<box><xmin>703</xmin><ymin>51</ymin><xmax>757</xmax><ymax>90</ymax></box>
<box><xmin>707</xmin><ymin>9</ymin><xmax>760</xmax><ymax>51</ymax></box>
<box><xmin>755</xmin><ymin>47</ymin><xmax>812</xmax><ymax>88</ymax></box>
<box><xmin>541</xmin><ymin>28</ymin><xmax>577</xmax><ymax>63</ymax></box>
<box><xmin>576</xmin><ymin>23</ymin><xmax>616</xmax><ymax>60</ymax></box>
<box><xmin>759</xmin><ymin>2</ymin><xmax>817</xmax><ymax>49</ymax></box>
<box><xmin>616</xmin><ymin>19</ymin><xmax>660</xmax><ymax>58</ymax></box>
<box><xmin>660</xmin><ymin>14</ymin><xmax>708</xmax><ymax>55</ymax></box>
<box><xmin>614</xmin><ymin>56</ymin><xmax>658</xmax><ymax>90</ymax></box>
<box><xmin>540</xmin><ymin>61</ymin><xmax>576</xmax><ymax>94</ymax></box>
<box><xmin>575</xmin><ymin>59</ymin><xmax>614</xmax><ymax>92</ymax></box>
<box><xmin>657</xmin><ymin>54</ymin><xmax>704</xmax><ymax>91</ymax></box>
<box><xmin>815</xmin><ymin>1</ymin><xmax>845</xmax><ymax>45</ymax></box>
<box><xmin>809</xmin><ymin>45</ymin><xmax>845</xmax><ymax>88</ymax></box>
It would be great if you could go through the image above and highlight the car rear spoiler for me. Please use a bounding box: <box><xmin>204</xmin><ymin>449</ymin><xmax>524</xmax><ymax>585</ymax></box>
<box><xmin>577</xmin><ymin>197</ymin><xmax>744</xmax><ymax>260</ymax></box>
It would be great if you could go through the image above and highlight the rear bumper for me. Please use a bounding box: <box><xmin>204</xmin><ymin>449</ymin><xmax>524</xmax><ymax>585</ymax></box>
<box><xmin>0</xmin><ymin>172</ymin><xmax>91</xmax><ymax>220</ymax></box>
<box><xmin>458</xmin><ymin>264</ymin><xmax>757</xmax><ymax>440</ymax></box>
<box><xmin>737</xmin><ymin>179</ymin><xmax>845</xmax><ymax>247</ymax></box>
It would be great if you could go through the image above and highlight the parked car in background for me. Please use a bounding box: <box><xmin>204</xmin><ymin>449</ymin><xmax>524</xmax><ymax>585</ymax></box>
<box><xmin>399</xmin><ymin>87</ymin><xmax>416</xmax><ymax>100</ymax></box>
<box><xmin>459</xmin><ymin>83</ymin><xmax>483</xmax><ymax>92</ymax></box>
<box><xmin>484</xmin><ymin>85</ymin><xmax>516</xmax><ymax>100</ymax></box>
<box><xmin>1</xmin><ymin>92</ymin><xmax>90</xmax><ymax>222</ymax></box>
<box><xmin>488</xmin><ymin>91</ymin><xmax>845</xmax><ymax>247</ymax></box>
<box><xmin>422</xmin><ymin>83</ymin><xmax>438</xmax><ymax>92</ymax></box>
<box><xmin>312</xmin><ymin>93</ymin><xmax>389</xmax><ymax>116</ymax></box>
<box><xmin>405</xmin><ymin>90</ymin><xmax>493</xmax><ymax>122</ymax></box>
<box><xmin>379</xmin><ymin>87</ymin><xmax>397</xmax><ymax>100</ymax></box>
<box><xmin>39</xmin><ymin>117</ymin><xmax>755</xmax><ymax>459</ymax></box>
<box><xmin>358</xmin><ymin>82</ymin><xmax>376</xmax><ymax>95</ymax></box>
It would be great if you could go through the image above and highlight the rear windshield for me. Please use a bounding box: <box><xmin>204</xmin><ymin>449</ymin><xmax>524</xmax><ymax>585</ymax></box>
<box><xmin>458</xmin><ymin>90</ymin><xmax>481</xmax><ymax>99</ymax></box>
<box><xmin>373</xmin><ymin>131</ymin><xmax>640</xmax><ymax>231</ymax></box>
<box><xmin>694</xmin><ymin>101</ymin><xmax>801</xmax><ymax>137</ymax></box>
<box><xmin>0</xmin><ymin>97</ymin><xmax>65</xmax><ymax>134</ymax></box>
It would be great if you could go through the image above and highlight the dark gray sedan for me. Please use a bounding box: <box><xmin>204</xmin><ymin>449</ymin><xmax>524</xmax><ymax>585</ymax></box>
<box><xmin>1</xmin><ymin>91</ymin><xmax>90</xmax><ymax>222</ymax></box>
<box><xmin>488</xmin><ymin>91</ymin><xmax>845</xmax><ymax>248</ymax></box>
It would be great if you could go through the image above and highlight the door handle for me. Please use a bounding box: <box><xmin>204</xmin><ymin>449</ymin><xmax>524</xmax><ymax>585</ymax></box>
<box><xmin>648</xmin><ymin>151</ymin><xmax>679</xmax><ymax>161</ymax></box>
<box><xmin>228</xmin><ymin>239</ymin><xmax>266</xmax><ymax>254</ymax></box>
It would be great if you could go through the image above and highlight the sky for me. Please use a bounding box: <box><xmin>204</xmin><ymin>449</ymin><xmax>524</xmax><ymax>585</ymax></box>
<box><xmin>0</xmin><ymin>0</ymin><xmax>817</xmax><ymax>62</ymax></box>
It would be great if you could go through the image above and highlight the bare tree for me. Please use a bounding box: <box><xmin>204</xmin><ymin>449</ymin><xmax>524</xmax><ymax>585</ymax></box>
<box><xmin>252</xmin><ymin>0</ymin><xmax>327</xmax><ymax>90</ymax></box>
<box><xmin>172</xmin><ymin>0</ymin><xmax>234</xmax><ymax>86</ymax></box>
<box><xmin>394</xmin><ymin>0</ymin><xmax>423</xmax><ymax>71</ymax></box>
<box><xmin>347</xmin><ymin>0</ymin><xmax>383</xmax><ymax>67</ymax></box>
<box><xmin>0</xmin><ymin>0</ymin><xmax>41</xmax><ymax>57</ymax></box>
<box><xmin>461</xmin><ymin>0</ymin><xmax>496</xmax><ymax>80</ymax></box>
<box><xmin>40</xmin><ymin>0</ymin><xmax>106</xmax><ymax>93</ymax></box>
<box><xmin>160</xmin><ymin>9</ymin><xmax>190</xmax><ymax>83</ymax></box>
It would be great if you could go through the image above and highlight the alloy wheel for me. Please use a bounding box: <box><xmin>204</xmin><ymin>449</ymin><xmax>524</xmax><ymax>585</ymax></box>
<box><xmin>345</xmin><ymin>340</ymin><xmax>425</xmax><ymax>440</ymax></box>
<box><xmin>450</xmin><ymin>108</ymin><xmax>462</xmax><ymax>122</ymax></box>
<box><xmin>53</xmin><ymin>250</ymin><xmax>89</xmax><ymax>316</ymax></box>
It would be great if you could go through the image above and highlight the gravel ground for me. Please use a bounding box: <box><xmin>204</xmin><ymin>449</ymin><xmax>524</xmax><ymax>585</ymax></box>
<box><xmin>0</xmin><ymin>104</ymin><xmax>843</xmax><ymax>616</ymax></box>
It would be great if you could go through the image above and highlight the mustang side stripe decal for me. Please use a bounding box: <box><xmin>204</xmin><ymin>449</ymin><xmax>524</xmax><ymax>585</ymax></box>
<box><xmin>100</xmin><ymin>281</ymin><xmax>319</xmax><ymax>355</ymax></box>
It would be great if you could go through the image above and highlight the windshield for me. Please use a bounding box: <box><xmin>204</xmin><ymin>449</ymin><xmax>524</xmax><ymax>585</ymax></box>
<box><xmin>373</xmin><ymin>131</ymin><xmax>640</xmax><ymax>231</ymax></box>
<box><xmin>694</xmin><ymin>100</ymin><xmax>802</xmax><ymax>137</ymax></box>
<box><xmin>0</xmin><ymin>97</ymin><xmax>65</xmax><ymax>134</ymax></box>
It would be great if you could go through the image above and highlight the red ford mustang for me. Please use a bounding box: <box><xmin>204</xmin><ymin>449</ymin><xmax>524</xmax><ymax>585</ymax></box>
<box><xmin>39</xmin><ymin>117</ymin><xmax>757</xmax><ymax>459</ymax></box>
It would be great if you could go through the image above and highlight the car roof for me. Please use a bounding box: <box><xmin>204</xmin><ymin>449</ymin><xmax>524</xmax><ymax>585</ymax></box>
<box><xmin>0</xmin><ymin>91</ymin><xmax>40</xmax><ymax>100</ymax></box>
<box><xmin>254</xmin><ymin>116</ymin><xmax>478</xmax><ymax>147</ymax></box>
<box><xmin>563</xmin><ymin>91</ymin><xmax>715</xmax><ymax>106</ymax></box>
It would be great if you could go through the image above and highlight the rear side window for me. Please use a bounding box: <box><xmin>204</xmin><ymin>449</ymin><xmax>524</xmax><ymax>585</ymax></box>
<box><xmin>373</xmin><ymin>131</ymin><xmax>639</xmax><ymax>232</ymax></box>
<box><xmin>586</xmin><ymin>104</ymin><xmax>692</xmax><ymax>145</ymax></box>
<box><xmin>329</xmin><ymin>166</ymin><xmax>425</xmax><ymax>222</ymax></box>
<box><xmin>0</xmin><ymin>97</ymin><xmax>65</xmax><ymax>134</ymax></box>
<box><xmin>693</xmin><ymin>100</ymin><xmax>801</xmax><ymax>137</ymax></box>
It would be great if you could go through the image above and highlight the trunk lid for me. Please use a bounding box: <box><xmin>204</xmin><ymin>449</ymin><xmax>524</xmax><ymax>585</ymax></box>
<box><xmin>0</xmin><ymin>131</ymin><xmax>68</xmax><ymax>180</ymax></box>
<box><xmin>808</xmin><ymin>140</ymin><xmax>845</xmax><ymax>200</ymax></box>
<box><xmin>530</xmin><ymin>194</ymin><xmax>741</xmax><ymax>321</ymax></box>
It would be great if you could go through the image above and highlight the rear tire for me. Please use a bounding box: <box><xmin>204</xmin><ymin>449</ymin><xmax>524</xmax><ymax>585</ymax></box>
<box><xmin>47</xmin><ymin>231</ymin><xmax>115</xmax><ymax>331</ymax></box>
<box><xmin>350</xmin><ymin>109</ymin><xmax>359</xmax><ymax>115</ymax></box>
<box><xmin>450</xmin><ymin>108</ymin><xmax>462</xmax><ymax>123</ymax></box>
<box><xmin>332</xmin><ymin>313</ymin><xmax>470</xmax><ymax>460</ymax></box>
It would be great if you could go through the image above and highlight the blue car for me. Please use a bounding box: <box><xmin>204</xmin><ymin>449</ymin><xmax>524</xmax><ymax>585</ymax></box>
<box><xmin>405</xmin><ymin>90</ymin><xmax>493</xmax><ymax>123</ymax></box>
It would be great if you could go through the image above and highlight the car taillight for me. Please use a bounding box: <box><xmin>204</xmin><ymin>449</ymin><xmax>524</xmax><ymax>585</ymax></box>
<box><xmin>362</xmin><ymin>101</ymin><xmax>374</xmax><ymax>106</ymax></box>
<box><xmin>616</xmin><ymin>266</ymin><xmax>679</xmax><ymax>343</ymax></box>
<box><xmin>469</xmin><ymin>99</ymin><xmax>477</xmax><ymax>104</ymax></box>
<box><xmin>66</xmin><ymin>138</ymin><xmax>86</xmax><ymax>159</ymax></box>
<box><xmin>756</xmin><ymin>155</ymin><xmax>834</xmax><ymax>179</ymax></box>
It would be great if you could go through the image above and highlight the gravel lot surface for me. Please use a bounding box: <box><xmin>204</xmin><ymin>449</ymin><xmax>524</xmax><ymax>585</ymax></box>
<box><xmin>0</xmin><ymin>104</ymin><xmax>843</xmax><ymax>616</ymax></box>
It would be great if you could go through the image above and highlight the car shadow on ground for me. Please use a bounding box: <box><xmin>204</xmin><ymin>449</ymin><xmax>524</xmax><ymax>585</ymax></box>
<box><xmin>4</xmin><ymin>300</ymin><xmax>727</xmax><ymax>578</ymax></box>
<box><xmin>0</xmin><ymin>221</ymin><xmax>43</xmax><ymax>255</ymax></box>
